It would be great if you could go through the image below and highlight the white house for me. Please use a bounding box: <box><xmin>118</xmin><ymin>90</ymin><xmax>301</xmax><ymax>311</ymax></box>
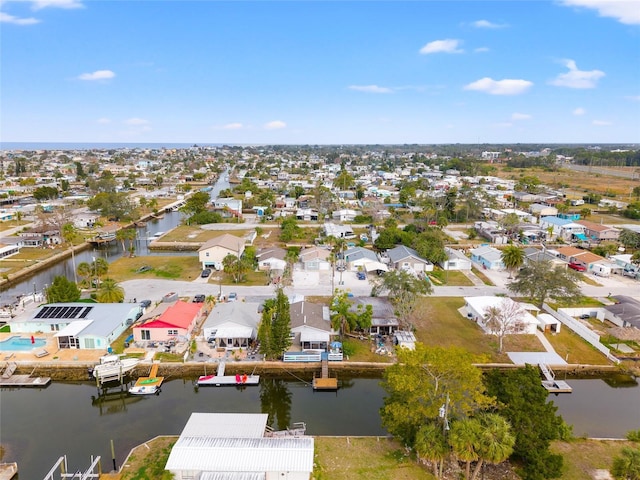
<box><xmin>464</xmin><ymin>296</ymin><xmax>539</xmax><ymax>335</ymax></box>
<box><xmin>202</xmin><ymin>301</ymin><xmax>259</xmax><ymax>351</ymax></box>
<box><xmin>165</xmin><ymin>413</ymin><xmax>314</xmax><ymax>480</ymax></box>
<box><xmin>440</xmin><ymin>247</ymin><xmax>472</xmax><ymax>271</ymax></box>
<box><xmin>387</xmin><ymin>245</ymin><xmax>433</xmax><ymax>273</ymax></box>
<box><xmin>332</xmin><ymin>209</ymin><xmax>358</xmax><ymax>222</ymax></box>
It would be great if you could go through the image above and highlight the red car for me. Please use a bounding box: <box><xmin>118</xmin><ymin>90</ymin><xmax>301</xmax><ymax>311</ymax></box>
<box><xmin>568</xmin><ymin>263</ymin><xmax>586</xmax><ymax>272</ymax></box>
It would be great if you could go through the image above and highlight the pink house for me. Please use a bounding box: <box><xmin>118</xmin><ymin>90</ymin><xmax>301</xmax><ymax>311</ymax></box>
<box><xmin>133</xmin><ymin>301</ymin><xmax>203</xmax><ymax>343</ymax></box>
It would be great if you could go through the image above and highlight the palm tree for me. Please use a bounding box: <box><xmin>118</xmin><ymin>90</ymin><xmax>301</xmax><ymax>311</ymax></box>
<box><xmin>414</xmin><ymin>422</ymin><xmax>449</xmax><ymax>478</ymax></box>
<box><xmin>96</xmin><ymin>278</ymin><xmax>125</xmax><ymax>303</ymax></box>
<box><xmin>501</xmin><ymin>245</ymin><xmax>524</xmax><ymax>279</ymax></box>
<box><xmin>93</xmin><ymin>257</ymin><xmax>109</xmax><ymax>288</ymax></box>
<box><xmin>76</xmin><ymin>262</ymin><xmax>92</xmax><ymax>289</ymax></box>
<box><xmin>471</xmin><ymin>413</ymin><xmax>515</xmax><ymax>480</ymax></box>
<box><xmin>450</xmin><ymin>418</ymin><xmax>481</xmax><ymax>480</ymax></box>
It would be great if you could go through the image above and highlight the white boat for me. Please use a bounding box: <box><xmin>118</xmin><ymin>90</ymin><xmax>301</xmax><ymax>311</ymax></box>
<box><xmin>197</xmin><ymin>362</ymin><xmax>259</xmax><ymax>386</ymax></box>
<box><xmin>128</xmin><ymin>384</ymin><xmax>160</xmax><ymax>395</ymax></box>
<box><xmin>92</xmin><ymin>355</ymin><xmax>140</xmax><ymax>380</ymax></box>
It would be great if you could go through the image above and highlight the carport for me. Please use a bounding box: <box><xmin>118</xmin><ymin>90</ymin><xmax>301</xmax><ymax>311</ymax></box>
<box><xmin>364</xmin><ymin>261</ymin><xmax>389</xmax><ymax>273</ymax></box>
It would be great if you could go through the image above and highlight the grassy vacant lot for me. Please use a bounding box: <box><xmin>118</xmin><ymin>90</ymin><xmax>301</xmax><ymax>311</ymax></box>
<box><xmin>107</xmin><ymin>255</ymin><xmax>202</xmax><ymax>282</ymax></box>
<box><xmin>427</xmin><ymin>269</ymin><xmax>475</xmax><ymax>287</ymax></box>
<box><xmin>545</xmin><ymin>328</ymin><xmax>612</xmax><ymax>365</ymax></box>
<box><xmin>0</xmin><ymin>247</ymin><xmax>63</xmax><ymax>275</ymax></box>
<box><xmin>111</xmin><ymin>434</ymin><xmax>636</xmax><ymax>480</ymax></box>
<box><xmin>159</xmin><ymin>225</ymin><xmax>252</xmax><ymax>243</ymax></box>
<box><xmin>551</xmin><ymin>439</ymin><xmax>638</xmax><ymax>480</ymax></box>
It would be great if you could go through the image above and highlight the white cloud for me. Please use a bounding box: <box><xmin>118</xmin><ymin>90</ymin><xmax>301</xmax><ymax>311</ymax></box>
<box><xmin>0</xmin><ymin>12</ymin><xmax>40</xmax><ymax>24</ymax></box>
<box><xmin>124</xmin><ymin>118</ymin><xmax>149</xmax><ymax>125</ymax></box>
<box><xmin>464</xmin><ymin>77</ymin><xmax>533</xmax><ymax>95</ymax></box>
<box><xmin>264</xmin><ymin>120</ymin><xmax>286</xmax><ymax>130</ymax></box>
<box><xmin>348</xmin><ymin>85</ymin><xmax>393</xmax><ymax>94</ymax></box>
<box><xmin>31</xmin><ymin>0</ymin><xmax>84</xmax><ymax>10</ymax></box>
<box><xmin>474</xmin><ymin>47</ymin><xmax>490</xmax><ymax>53</ymax></box>
<box><xmin>592</xmin><ymin>120</ymin><xmax>612</xmax><ymax>126</ymax></box>
<box><xmin>78</xmin><ymin>69</ymin><xmax>115</xmax><ymax>81</ymax></box>
<box><xmin>511</xmin><ymin>113</ymin><xmax>532</xmax><ymax>120</ymax></box>
<box><xmin>419</xmin><ymin>39</ymin><xmax>463</xmax><ymax>55</ymax></box>
<box><xmin>223</xmin><ymin>122</ymin><xmax>244</xmax><ymax>130</ymax></box>
<box><xmin>560</xmin><ymin>0</ymin><xmax>640</xmax><ymax>25</ymax></box>
<box><xmin>473</xmin><ymin>19</ymin><xmax>508</xmax><ymax>28</ymax></box>
<box><xmin>573</xmin><ymin>107</ymin><xmax>587</xmax><ymax>115</ymax></box>
<box><xmin>96</xmin><ymin>118</ymin><xmax>111</xmax><ymax>124</ymax></box>
<box><xmin>550</xmin><ymin>59</ymin><xmax>605</xmax><ymax>89</ymax></box>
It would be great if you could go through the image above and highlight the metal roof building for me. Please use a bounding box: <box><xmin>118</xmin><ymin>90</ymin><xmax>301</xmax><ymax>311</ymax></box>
<box><xmin>165</xmin><ymin>413</ymin><xmax>314</xmax><ymax>480</ymax></box>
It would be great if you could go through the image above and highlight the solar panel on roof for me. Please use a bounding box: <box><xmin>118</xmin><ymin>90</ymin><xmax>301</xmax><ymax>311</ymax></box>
<box><xmin>79</xmin><ymin>307</ymin><xmax>93</xmax><ymax>318</ymax></box>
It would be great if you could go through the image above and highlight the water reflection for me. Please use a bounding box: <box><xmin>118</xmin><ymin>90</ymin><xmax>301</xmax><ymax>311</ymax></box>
<box><xmin>260</xmin><ymin>378</ymin><xmax>292</xmax><ymax>430</ymax></box>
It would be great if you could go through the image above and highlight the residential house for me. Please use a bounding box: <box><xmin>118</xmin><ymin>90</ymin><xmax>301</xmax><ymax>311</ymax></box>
<box><xmin>343</xmin><ymin>246</ymin><xmax>380</xmax><ymax>271</ymax></box>
<box><xmin>523</xmin><ymin>247</ymin><xmax>566</xmax><ymax>268</ymax></box>
<box><xmin>576</xmin><ymin>220</ymin><xmax>620</xmax><ymax>242</ymax></box>
<box><xmin>464</xmin><ymin>296</ymin><xmax>539</xmax><ymax>335</ymax></box>
<box><xmin>133</xmin><ymin>300</ymin><xmax>202</xmax><ymax>344</ymax></box>
<box><xmin>289</xmin><ymin>300</ymin><xmax>335</xmax><ymax>351</ymax></box>
<box><xmin>202</xmin><ymin>301</ymin><xmax>260</xmax><ymax>351</ymax></box>
<box><xmin>198</xmin><ymin>233</ymin><xmax>246</xmax><ymax>270</ymax></box>
<box><xmin>299</xmin><ymin>246</ymin><xmax>331</xmax><ymax>271</ymax></box>
<box><xmin>295</xmin><ymin>208</ymin><xmax>319</xmax><ymax>221</ymax></box>
<box><xmin>555</xmin><ymin>246</ymin><xmax>606</xmax><ymax>271</ymax></box>
<box><xmin>529</xmin><ymin>203</ymin><xmax>558</xmax><ymax>217</ymax></box>
<box><xmin>474</xmin><ymin>221</ymin><xmax>509</xmax><ymax>244</ymax></box>
<box><xmin>387</xmin><ymin>245</ymin><xmax>433</xmax><ymax>273</ymax></box>
<box><xmin>15</xmin><ymin>303</ymin><xmax>142</xmax><ymax>350</ymax></box>
<box><xmin>440</xmin><ymin>247</ymin><xmax>472</xmax><ymax>271</ymax></box>
<box><xmin>604</xmin><ymin>296</ymin><xmax>640</xmax><ymax>329</ymax></box>
<box><xmin>351</xmin><ymin>297</ymin><xmax>399</xmax><ymax>336</ymax></box>
<box><xmin>332</xmin><ymin>209</ymin><xmax>358</xmax><ymax>222</ymax></box>
<box><xmin>212</xmin><ymin>198</ymin><xmax>243</xmax><ymax>218</ymax></box>
<box><xmin>539</xmin><ymin>216</ymin><xmax>585</xmax><ymax>241</ymax></box>
<box><xmin>323</xmin><ymin>222</ymin><xmax>355</xmax><ymax>239</ymax></box>
<box><xmin>73</xmin><ymin>213</ymin><xmax>99</xmax><ymax>229</ymax></box>
<box><xmin>470</xmin><ymin>245</ymin><xmax>504</xmax><ymax>270</ymax></box>
<box><xmin>255</xmin><ymin>247</ymin><xmax>287</xmax><ymax>272</ymax></box>
<box><xmin>165</xmin><ymin>413</ymin><xmax>314</xmax><ymax>480</ymax></box>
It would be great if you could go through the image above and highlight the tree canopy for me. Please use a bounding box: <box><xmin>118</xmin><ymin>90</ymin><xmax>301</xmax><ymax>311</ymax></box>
<box><xmin>330</xmin><ymin>289</ymin><xmax>372</xmax><ymax>335</ymax></box>
<box><xmin>46</xmin><ymin>275</ymin><xmax>81</xmax><ymax>303</ymax></box>
<box><xmin>371</xmin><ymin>269</ymin><xmax>432</xmax><ymax>329</ymax></box>
<box><xmin>96</xmin><ymin>278</ymin><xmax>125</xmax><ymax>303</ymax></box>
<box><xmin>507</xmin><ymin>259</ymin><xmax>582</xmax><ymax>307</ymax></box>
<box><xmin>257</xmin><ymin>287</ymin><xmax>292</xmax><ymax>360</ymax></box>
<box><xmin>484</xmin><ymin>365</ymin><xmax>566</xmax><ymax>480</ymax></box>
<box><xmin>380</xmin><ymin>344</ymin><xmax>494</xmax><ymax>447</ymax></box>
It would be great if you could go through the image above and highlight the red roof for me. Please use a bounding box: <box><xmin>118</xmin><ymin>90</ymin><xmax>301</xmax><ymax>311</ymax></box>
<box><xmin>140</xmin><ymin>300</ymin><xmax>202</xmax><ymax>329</ymax></box>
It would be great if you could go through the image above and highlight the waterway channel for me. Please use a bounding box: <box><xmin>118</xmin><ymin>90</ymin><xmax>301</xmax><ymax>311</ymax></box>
<box><xmin>0</xmin><ymin>174</ymin><xmax>231</xmax><ymax>304</ymax></box>
<box><xmin>1</xmin><ymin>374</ymin><xmax>639</xmax><ymax>479</ymax></box>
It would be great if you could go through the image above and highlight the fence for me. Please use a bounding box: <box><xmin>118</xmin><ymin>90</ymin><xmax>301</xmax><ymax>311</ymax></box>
<box><xmin>542</xmin><ymin>303</ymin><xmax>619</xmax><ymax>364</ymax></box>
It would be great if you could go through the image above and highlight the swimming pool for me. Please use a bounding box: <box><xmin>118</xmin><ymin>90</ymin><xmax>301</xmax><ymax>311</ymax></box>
<box><xmin>0</xmin><ymin>336</ymin><xmax>46</xmax><ymax>351</ymax></box>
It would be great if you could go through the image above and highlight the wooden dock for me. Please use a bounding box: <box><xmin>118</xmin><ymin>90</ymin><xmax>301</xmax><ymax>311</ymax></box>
<box><xmin>131</xmin><ymin>363</ymin><xmax>164</xmax><ymax>389</ymax></box>
<box><xmin>313</xmin><ymin>358</ymin><xmax>338</xmax><ymax>391</ymax></box>
<box><xmin>0</xmin><ymin>363</ymin><xmax>51</xmax><ymax>388</ymax></box>
<box><xmin>540</xmin><ymin>363</ymin><xmax>572</xmax><ymax>394</ymax></box>
<box><xmin>197</xmin><ymin>362</ymin><xmax>260</xmax><ymax>386</ymax></box>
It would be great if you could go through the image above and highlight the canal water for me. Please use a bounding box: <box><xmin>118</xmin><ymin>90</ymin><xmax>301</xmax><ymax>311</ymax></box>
<box><xmin>1</xmin><ymin>375</ymin><xmax>638</xmax><ymax>479</ymax></box>
<box><xmin>0</xmin><ymin>173</ymin><xmax>231</xmax><ymax>304</ymax></box>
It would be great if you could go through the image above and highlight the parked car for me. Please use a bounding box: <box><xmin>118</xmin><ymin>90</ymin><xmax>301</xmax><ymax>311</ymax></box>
<box><xmin>228</xmin><ymin>292</ymin><xmax>238</xmax><ymax>302</ymax></box>
<box><xmin>568</xmin><ymin>263</ymin><xmax>586</xmax><ymax>272</ymax></box>
<box><xmin>193</xmin><ymin>294</ymin><xmax>205</xmax><ymax>303</ymax></box>
<box><xmin>357</xmin><ymin>271</ymin><xmax>366</xmax><ymax>280</ymax></box>
<box><xmin>201</xmin><ymin>268</ymin><xmax>212</xmax><ymax>278</ymax></box>
<box><xmin>140</xmin><ymin>299</ymin><xmax>152</xmax><ymax>309</ymax></box>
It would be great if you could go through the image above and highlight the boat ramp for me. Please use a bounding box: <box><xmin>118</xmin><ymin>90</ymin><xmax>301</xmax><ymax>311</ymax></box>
<box><xmin>0</xmin><ymin>362</ymin><xmax>51</xmax><ymax>388</ymax></box>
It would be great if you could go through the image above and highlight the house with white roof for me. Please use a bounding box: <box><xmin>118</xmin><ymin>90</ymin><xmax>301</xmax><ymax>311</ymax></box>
<box><xmin>165</xmin><ymin>412</ymin><xmax>314</xmax><ymax>480</ymax></box>
<box><xmin>440</xmin><ymin>247</ymin><xmax>472</xmax><ymax>271</ymax></box>
<box><xmin>470</xmin><ymin>245</ymin><xmax>504</xmax><ymax>270</ymax></box>
<box><xmin>464</xmin><ymin>296</ymin><xmax>539</xmax><ymax>335</ymax></box>
<box><xmin>202</xmin><ymin>301</ymin><xmax>260</xmax><ymax>351</ymax></box>
<box><xmin>13</xmin><ymin>303</ymin><xmax>142</xmax><ymax>350</ymax></box>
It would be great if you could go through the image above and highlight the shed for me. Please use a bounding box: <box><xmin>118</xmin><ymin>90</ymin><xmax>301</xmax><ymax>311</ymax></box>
<box><xmin>393</xmin><ymin>331</ymin><xmax>416</xmax><ymax>350</ymax></box>
<box><xmin>537</xmin><ymin>313</ymin><xmax>561</xmax><ymax>333</ymax></box>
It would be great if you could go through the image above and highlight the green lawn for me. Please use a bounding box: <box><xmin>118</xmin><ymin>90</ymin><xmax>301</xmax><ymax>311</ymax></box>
<box><xmin>471</xmin><ymin>267</ymin><xmax>494</xmax><ymax>285</ymax></box>
<box><xmin>411</xmin><ymin>297</ymin><xmax>545</xmax><ymax>363</ymax></box>
<box><xmin>551</xmin><ymin>439</ymin><xmax>638</xmax><ymax>480</ymax></box>
<box><xmin>159</xmin><ymin>225</ymin><xmax>252</xmax><ymax>243</ymax></box>
<box><xmin>545</xmin><ymin>327</ymin><xmax>612</xmax><ymax>365</ymax></box>
<box><xmin>107</xmin><ymin>255</ymin><xmax>203</xmax><ymax>282</ymax></box>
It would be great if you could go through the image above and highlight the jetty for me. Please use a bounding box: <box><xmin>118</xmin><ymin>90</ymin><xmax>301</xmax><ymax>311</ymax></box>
<box><xmin>197</xmin><ymin>362</ymin><xmax>260</xmax><ymax>386</ymax></box>
<box><xmin>129</xmin><ymin>363</ymin><xmax>164</xmax><ymax>394</ymax></box>
<box><xmin>312</xmin><ymin>358</ymin><xmax>338</xmax><ymax>391</ymax></box>
<box><xmin>0</xmin><ymin>362</ymin><xmax>51</xmax><ymax>388</ymax></box>
<box><xmin>539</xmin><ymin>363</ymin><xmax>572</xmax><ymax>394</ymax></box>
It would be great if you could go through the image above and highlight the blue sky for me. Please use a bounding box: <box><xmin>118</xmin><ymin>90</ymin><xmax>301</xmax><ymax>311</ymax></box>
<box><xmin>1</xmin><ymin>0</ymin><xmax>639</xmax><ymax>144</ymax></box>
